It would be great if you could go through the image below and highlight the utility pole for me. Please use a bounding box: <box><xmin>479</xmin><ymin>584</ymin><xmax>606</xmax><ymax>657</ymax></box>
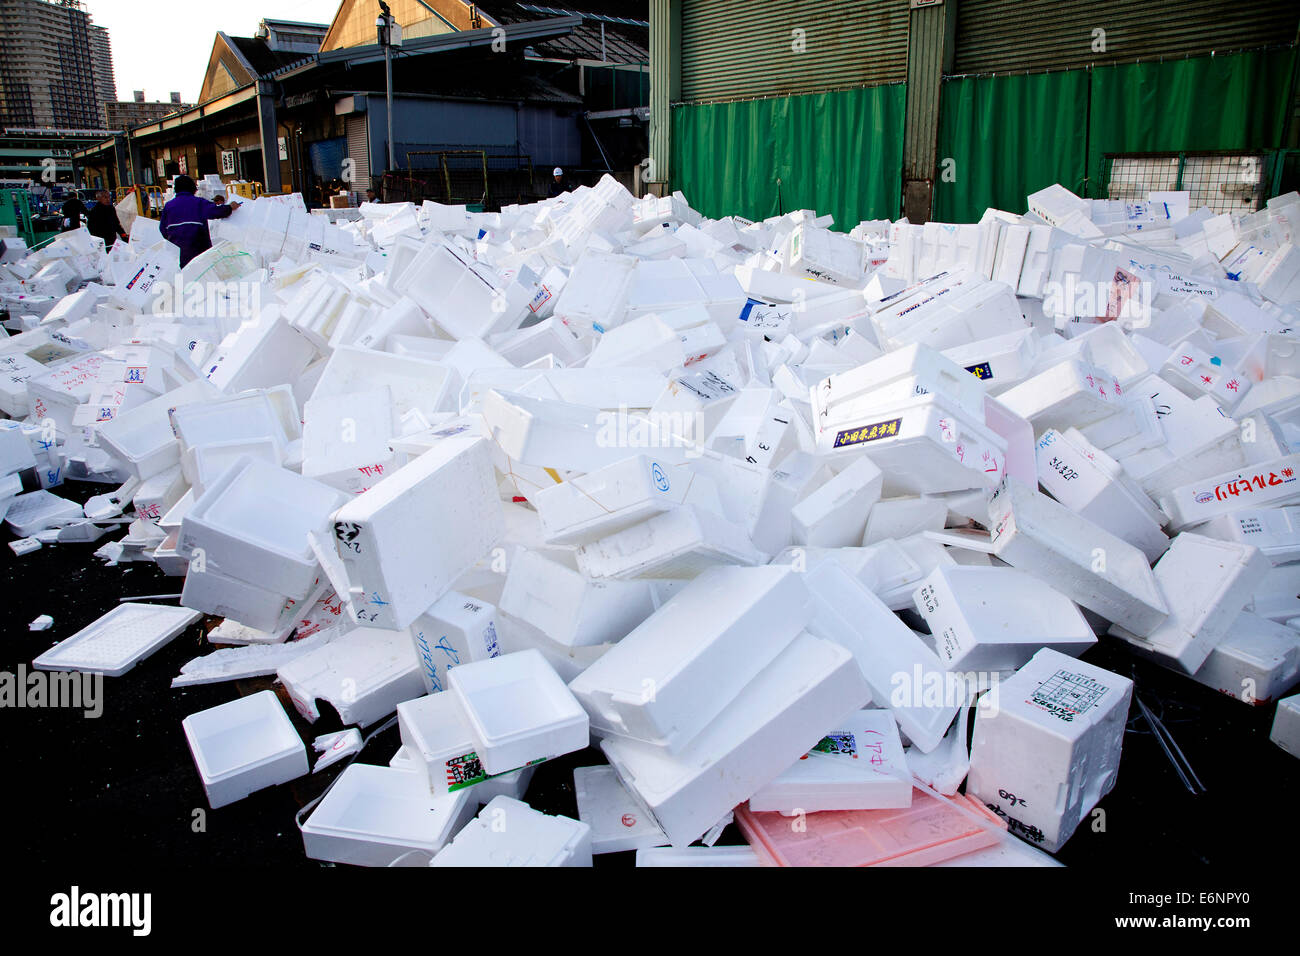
<box><xmin>377</xmin><ymin>2</ymin><xmax>399</xmax><ymax>171</ymax></box>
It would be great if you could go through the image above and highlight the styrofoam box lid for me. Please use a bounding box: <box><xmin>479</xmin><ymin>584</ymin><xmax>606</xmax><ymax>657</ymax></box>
<box><xmin>449</xmin><ymin>649</ymin><xmax>587</xmax><ymax>760</ymax></box>
<box><xmin>303</xmin><ymin>763</ymin><xmax>472</xmax><ymax>854</ymax></box>
<box><xmin>32</xmin><ymin>603</ymin><xmax>200</xmax><ymax>677</ymax></box>
<box><xmin>182</xmin><ymin>690</ymin><xmax>305</xmax><ymax>785</ymax></box>
<box><xmin>431</xmin><ymin>795</ymin><xmax>590</xmax><ymax>867</ymax></box>
<box><xmin>573</xmin><ymin>764</ymin><xmax>668</xmax><ymax>853</ymax></box>
<box><xmin>735</xmin><ymin>790</ymin><xmax>1005</xmax><ymax>867</ymax></box>
<box><xmin>635</xmin><ymin>846</ymin><xmax>760</xmax><ymax>867</ymax></box>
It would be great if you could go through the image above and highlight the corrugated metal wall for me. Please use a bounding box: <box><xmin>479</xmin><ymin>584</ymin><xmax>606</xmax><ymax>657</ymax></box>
<box><xmin>346</xmin><ymin>113</ymin><xmax>369</xmax><ymax>189</ymax></box>
<box><xmin>953</xmin><ymin>0</ymin><xmax>1300</xmax><ymax>75</ymax></box>
<box><xmin>680</xmin><ymin>0</ymin><xmax>910</xmax><ymax>103</ymax></box>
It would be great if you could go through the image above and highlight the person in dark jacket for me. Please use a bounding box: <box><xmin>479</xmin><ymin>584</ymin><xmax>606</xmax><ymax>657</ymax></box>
<box><xmin>60</xmin><ymin>193</ymin><xmax>87</xmax><ymax>231</ymax></box>
<box><xmin>547</xmin><ymin>167</ymin><xmax>566</xmax><ymax>198</ymax></box>
<box><xmin>160</xmin><ymin>175</ymin><xmax>239</xmax><ymax>268</ymax></box>
<box><xmin>86</xmin><ymin>190</ymin><xmax>128</xmax><ymax>249</ymax></box>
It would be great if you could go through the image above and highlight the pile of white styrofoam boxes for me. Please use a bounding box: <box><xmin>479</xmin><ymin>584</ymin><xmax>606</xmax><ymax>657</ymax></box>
<box><xmin>14</xmin><ymin>176</ymin><xmax>1300</xmax><ymax>865</ymax></box>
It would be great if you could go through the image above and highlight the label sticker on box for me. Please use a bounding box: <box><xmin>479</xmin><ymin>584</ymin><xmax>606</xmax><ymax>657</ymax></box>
<box><xmin>1027</xmin><ymin>669</ymin><xmax>1109</xmax><ymax>723</ymax></box>
<box><xmin>832</xmin><ymin>417</ymin><xmax>901</xmax><ymax>448</ymax></box>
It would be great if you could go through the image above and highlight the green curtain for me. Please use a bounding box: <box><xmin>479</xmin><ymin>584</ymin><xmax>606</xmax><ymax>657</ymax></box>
<box><xmin>933</xmin><ymin>71</ymin><xmax>1089</xmax><ymax>224</ymax></box>
<box><xmin>671</xmin><ymin>83</ymin><xmax>907</xmax><ymax>230</ymax></box>
<box><xmin>934</xmin><ymin>47</ymin><xmax>1298</xmax><ymax>221</ymax></box>
<box><xmin>1087</xmin><ymin>47</ymin><xmax>1298</xmax><ymax>195</ymax></box>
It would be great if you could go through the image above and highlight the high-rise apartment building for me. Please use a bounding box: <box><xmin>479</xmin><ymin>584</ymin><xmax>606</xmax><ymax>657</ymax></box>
<box><xmin>0</xmin><ymin>0</ymin><xmax>116</xmax><ymax>130</ymax></box>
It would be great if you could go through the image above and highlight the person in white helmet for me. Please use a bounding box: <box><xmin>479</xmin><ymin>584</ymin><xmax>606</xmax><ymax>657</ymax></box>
<box><xmin>547</xmin><ymin>166</ymin><xmax>566</xmax><ymax>198</ymax></box>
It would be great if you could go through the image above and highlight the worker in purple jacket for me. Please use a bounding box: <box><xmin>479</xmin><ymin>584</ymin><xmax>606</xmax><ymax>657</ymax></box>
<box><xmin>159</xmin><ymin>175</ymin><xmax>240</xmax><ymax>267</ymax></box>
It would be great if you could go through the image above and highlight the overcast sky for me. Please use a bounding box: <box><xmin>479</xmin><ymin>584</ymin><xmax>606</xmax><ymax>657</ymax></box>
<box><xmin>83</xmin><ymin>0</ymin><xmax>342</xmax><ymax>104</ymax></box>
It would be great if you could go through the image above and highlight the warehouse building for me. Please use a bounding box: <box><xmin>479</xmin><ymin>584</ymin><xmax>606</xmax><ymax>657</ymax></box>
<box><xmin>647</xmin><ymin>0</ymin><xmax>1300</xmax><ymax>226</ymax></box>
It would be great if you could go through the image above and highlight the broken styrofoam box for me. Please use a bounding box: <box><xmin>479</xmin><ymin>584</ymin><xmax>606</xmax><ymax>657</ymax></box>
<box><xmin>1109</xmin><ymin>532</ymin><xmax>1269</xmax><ymax>674</ymax></box>
<box><xmin>1035</xmin><ymin>428</ymin><xmax>1168</xmax><ymax>562</ymax></box>
<box><xmin>410</xmin><ymin>590</ymin><xmax>501</xmax><ymax>694</ymax></box>
<box><xmin>736</xmin><ymin>788</ymin><xmax>1005</xmax><ymax>867</ymax></box>
<box><xmin>331</xmin><ymin>433</ymin><xmax>503</xmax><ymax>630</ymax></box>
<box><xmin>573</xmin><ymin>764</ymin><xmax>669</xmax><ymax>854</ymax></box>
<box><xmin>301</xmin><ymin>762</ymin><xmax>476</xmax><ymax>867</ymax></box>
<box><xmin>32</xmin><ymin>603</ymin><xmax>200</xmax><ymax>677</ymax></box>
<box><xmin>180</xmin><ymin>457</ymin><xmax>346</xmax><ymax>600</ymax></box>
<box><xmin>988</xmin><ymin>477</ymin><xmax>1168</xmax><ymax>633</ymax></box>
<box><xmin>602</xmin><ymin>630</ymin><xmax>869</xmax><ymax>847</ymax></box>
<box><xmin>1160</xmin><ymin>454</ymin><xmax>1300</xmax><ymax>531</ymax></box>
<box><xmin>575</xmin><ymin>504</ymin><xmax>763</xmax><ymax>580</ymax></box>
<box><xmin>182</xmin><ymin>690</ymin><xmax>308</xmax><ymax>810</ymax></box>
<box><xmin>278</xmin><ymin>626</ymin><xmax>426</xmax><ymax>728</ymax></box>
<box><xmin>967</xmin><ymin>648</ymin><xmax>1132</xmax><ymax>852</ymax></box>
<box><xmin>499</xmin><ymin>549</ymin><xmax>656</xmax><ymax>648</ymax></box>
<box><xmin>747</xmin><ymin>710</ymin><xmax>911</xmax><ymax>814</ymax></box>
<box><xmin>430</xmin><ymin>795</ymin><xmax>593</xmax><ymax>867</ymax></box>
<box><xmin>4</xmin><ymin>489</ymin><xmax>83</xmax><ymax>537</ymax></box>
<box><xmin>94</xmin><ymin>378</ymin><xmax>219</xmax><ymax>480</ymax></box>
<box><xmin>1272</xmin><ymin>694</ymin><xmax>1300</xmax><ymax>757</ymax></box>
<box><xmin>803</xmin><ymin>562</ymin><xmax>959</xmax><ymax>752</ymax></box>
<box><xmin>913</xmin><ymin>566</ymin><xmax>1096</xmax><ymax>672</ymax></box>
<box><xmin>448</xmin><ymin>648</ymin><xmax>588</xmax><ymax>776</ymax></box>
<box><xmin>569</xmin><ymin>565</ymin><xmax>810</xmax><ymax>752</ymax></box>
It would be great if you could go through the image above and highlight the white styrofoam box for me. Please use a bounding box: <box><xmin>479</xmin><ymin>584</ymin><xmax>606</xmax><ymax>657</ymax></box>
<box><xmin>1272</xmin><ymin>694</ymin><xmax>1300</xmax><ymax>757</ymax></box>
<box><xmin>1160</xmin><ymin>454</ymin><xmax>1300</xmax><ymax>531</ymax></box>
<box><xmin>481</xmin><ymin>389</ymin><xmax>645</xmax><ymax>475</ymax></box>
<box><xmin>169</xmin><ymin>389</ymin><xmax>297</xmax><ymax>478</ymax></box>
<box><xmin>941</xmin><ymin>328</ymin><xmax>1038</xmax><ymax>391</ymax></box>
<box><xmin>180</xmin><ymin>563</ymin><xmax>301</xmax><ymax>633</ymax></box>
<box><xmin>132</xmin><ymin>464</ymin><xmax>185</xmax><ymax>524</ymax></box>
<box><xmin>301</xmin><ymin>387</ymin><xmax>399</xmax><ymax>494</ymax></box>
<box><xmin>32</xmin><ymin>603</ymin><xmax>200</xmax><ymax>677</ymax></box>
<box><xmin>551</xmin><ymin>250</ymin><xmax>636</xmax><ymax>334</ymax></box>
<box><xmin>278</xmin><ymin>626</ymin><xmax>426</xmax><ymax>728</ymax></box>
<box><xmin>1161</xmin><ymin>341</ymin><xmax>1253</xmax><ymax>411</ymax></box>
<box><xmin>4</xmin><ymin>489</ymin><xmax>82</xmax><ymax>537</ymax></box>
<box><xmin>573</xmin><ymin>764</ymin><xmax>669</xmax><ymax>854</ymax></box>
<box><xmin>182</xmin><ymin>690</ymin><xmax>308</xmax><ymax>809</ymax></box>
<box><xmin>574</xmin><ymin>504</ymin><xmax>763</xmax><ymax>580</ymax></box>
<box><xmin>1120</xmin><ymin>377</ymin><xmax>1243</xmax><ymax>498</ymax></box>
<box><xmin>602</xmin><ymin>630</ymin><xmax>869</xmax><ymax>847</ymax></box>
<box><xmin>204</xmin><ymin>306</ymin><xmax>317</xmax><ymax>395</ymax></box>
<box><xmin>874</xmin><ymin>275</ymin><xmax>1026</xmax><ymax>352</ymax></box>
<box><xmin>814</xmin><ymin>343</ymin><xmax>988</xmax><ymax>426</ymax></box>
<box><xmin>988</xmin><ymin>477</ymin><xmax>1168</xmax><ymax>633</ymax></box>
<box><xmin>791</xmin><ymin>456</ymin><xmax>883</xmax><ymax>548</ymax></box>
<box><xmin>431</xmin><ymin>795</ymin><xmax>593</xmax><ymax>867</ymax></box>
<box><xmin>787</xmin><ymin>224</ymin><xmax>865</xmax><ymax>285</ymax></box>
<box><xmin>968</xmin><ymin>648</ymin><xmax>1132</xmax><ymax>853</ymax></box>
<box><xmin>1250</xmin><ymin>562</ymin><xmax>1300</xmax><ymax>622</ymax></box>
<box><xmin>747</xmin><ymin>710</ymin><xmax>911</xmax><ymax>813</ymax></box>
<box><xmin>1109</xmin><ymin>532</ymin><xmax>1270</xmax><ymax>673</ymax></box>
<box><xmin>533</xmin><ymin>455</ymin><xmax>707</xmax><ymax>545</ymax></box>
<box><xmin>569</xmin><ymin>565</ymin><xmax>809</xmax><ymax>751</ymax></box>
<box><xmin>998</xmin><ymin>358</ymin><xmax>1123</xmax><ymax>433</ymax></box>
<box><xmin>913</xmin><ymin>566</ymin><xmax>1096</xmax><ymax>672</ymax></box>
<box><xmin>499</xmin><ymin>549</ymin><xmax>656</xmax><ymax>648</ymax></box>
<box><xmin>803</xmin><ymin>562</ymin><xmax>959</xmax><ymax>752</ymax></box>
<box><xmin>180</xmin><ymin>457</ymin><xmax>346</xmax><ymax>600</ymax></box>
<box><xmin>397</xmin><ymin>691</ymin><xmax>485</xmax><ymax>795</ymax></box>
<box><xmin>1200</xmin><ymin>506</ymin><xmax>1300</xmax><ymax>564</ymax></box>
<box><xmin>410</xmin><ymin>590</ymin><xmax>501</xmax><ymax>695</ymax></box>
<box><xmin>310</xmin><ymin>346</ymin><xmax>453</xmax><ymax>421</ymax></box>
<box><xmin>635</xmin><ymin>846</ymin><xmax>761</xmax><ymax>867</ymax></box>
<box><xmin>1035</xmin><ymin>428</ymin><xmax>1168</xmax><ymax>562</ymax></box>
<box><xmin>331</xmin><ymin>434</ymin><xmax>503</xmax><ymax>630</ymax></box>
<box><xmin>1183</xmin><ymin>611</ymin><xmax>1300</xmax><ymax>704</ymax></box>
<box><xmin>301</xmin><ymin>763</ymin><xmax>476</xmax><ymax>867</ymax></box>
<box><xmin>587</xmin><ymin>314</ymin><xmax>686</xmax><ymax>371</ymax></box>
<box><xmin>448</xmin><ymin>649</ymin><xmax>589</xmax><ymax>776</ymax></box>
<box><xmin>862</xmin><ymin>495</ymin><xmax>948</xmax><ymax>545</ymax></box>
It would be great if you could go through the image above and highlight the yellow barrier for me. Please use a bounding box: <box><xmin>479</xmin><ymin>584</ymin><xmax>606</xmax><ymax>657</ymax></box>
<box><xmin>229</xmin><ymin>181</ymin><xmax>264</xmax><ymax>200</ymax></box>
